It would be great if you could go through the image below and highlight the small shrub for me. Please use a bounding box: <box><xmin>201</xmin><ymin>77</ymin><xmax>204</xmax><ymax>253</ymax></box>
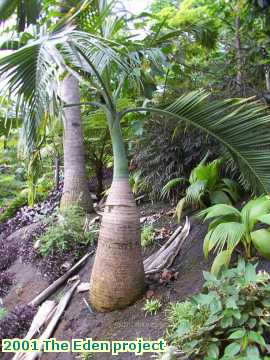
<box><xmin>165</xmin><ymin>258</ymin><xmax>270</xmax><ymax>359</ymax></box>
<box><xmin>38</xmin><ymin>206</ymin><xmax>97</xmax><ymax>257</ymax></box>
<box><xmin>143</xmin><ymin>299</ymin><xmax>162</xmax><ymax>316</ymax></box>
<box><xmin>141</xmin><ymin>224</ymin><xmax>155</xmax><ymax>249</ymax></box>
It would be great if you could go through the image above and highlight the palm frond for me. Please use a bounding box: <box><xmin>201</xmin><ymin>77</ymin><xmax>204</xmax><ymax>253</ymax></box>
<box><xmin>0</xmin><ymin>32</ymin><xmax>65</xmax><ymax>154</ymax></box>
<box><xmin>0</xmin><ymin>28</ymin><xmax>135</xmax><ymax>153</ymax></box>
<box><xmin>152</xmin><ymin>23</ymin><xmax>218</xmax><ymax>49</ymax></box>
<box><xmin>185</xmin><ymin>180</ymin><xmax>207</xmax><ymax>206</ymax></box>
<box><xmin>161</xmin><ymin>177</ymin><xmax>186</xmax><ymax>199</ymax></box>
<box><xmin>198</xmin><ymin>204</ymin><xmax>241</xmax><ymax>221</ymax></box>
<box><xmin>122</xmin><ymin>90</ymin><xmax>270</xmax><ymax>194</ymax></box>
<box><xmin>166</xmin><ymin>92</ymin><xmax>270</xmax><ymax>194</ymax></box>
<box><xmin>204</xmin><ymin>222</ymin><xmax>245</xmax><ymax>256</ymax></box>
<box><xmin>241</xmin><ymin>196</ymin><xmax>270</xmax><ymax>226</ymax></box>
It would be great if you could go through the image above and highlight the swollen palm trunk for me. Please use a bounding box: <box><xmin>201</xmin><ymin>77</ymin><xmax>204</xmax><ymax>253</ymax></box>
<box><xmin>60</xmin><ymin>74</ymin><xmax>93</xmax><ymax>212</ymax></box>
<box><xmin>89</xmin><ymin>178</ymin><xmax>145</xmax><ymax>311</ymax></box>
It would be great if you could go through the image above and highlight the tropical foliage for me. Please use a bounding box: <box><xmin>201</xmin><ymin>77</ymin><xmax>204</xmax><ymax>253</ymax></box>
<box><xmin>162</xmin><ymin>158</ymin><xmax>240</xmax><ymax>220</ymax></box>
<box><xmin>199</xmin><ymin>196</ymin><xmax>270</xmax><ymax>274</ymax></box>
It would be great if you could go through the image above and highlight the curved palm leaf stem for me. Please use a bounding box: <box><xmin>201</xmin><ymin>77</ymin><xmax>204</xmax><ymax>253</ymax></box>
<box><xmin>119</xmin><ymin>107</ymin><xmax>268</xmax><ymax>193</ymax></box>
<box><xmin>63</xmin><ymin>101</ymin><xmax>107</xmax><ymax>110</ymax></box>
<box><xmin>108</xmin><ymin>114</ymin><xmax>128</xmax><ymax>179</ymax></box>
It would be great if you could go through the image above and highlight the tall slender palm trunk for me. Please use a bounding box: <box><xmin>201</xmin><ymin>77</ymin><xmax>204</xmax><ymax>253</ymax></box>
<box><xmin>89</xmin><ymin>115</ymin><xmax>145</xmax><ymax>311</ymax></box>
<box><xmin>235</xmin><ymin>9</ymin><xmax>243</xmax><ymax>95</ymax></box>
<box><xmin>60</xmin><ymin>74</ymin><xmax>93</xmax><ymax>212</ymax></box>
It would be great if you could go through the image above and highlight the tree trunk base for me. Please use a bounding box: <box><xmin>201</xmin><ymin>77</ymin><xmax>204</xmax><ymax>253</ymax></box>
<box><xmin>89</xmin><ymin>178</ymin><xmax>145</xmax><ymax>312</ymax></box>
<box><xmin>60</xmin><ymin>176</ymin><xmax>94</xmax><ymax>213</ymax></box>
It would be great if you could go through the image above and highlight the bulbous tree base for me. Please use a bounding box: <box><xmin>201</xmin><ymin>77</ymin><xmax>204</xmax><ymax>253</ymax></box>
<box><xmin>89</xmin><ymin>178</ymin><xmax>145</xmax><ymax>312</ymax></box>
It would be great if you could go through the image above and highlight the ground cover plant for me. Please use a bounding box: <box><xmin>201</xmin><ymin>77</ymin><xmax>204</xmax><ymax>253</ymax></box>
<box><xmin>143</xmin><ymin>299</ymin><xmax>162</xmax><ymax>316</ymax></box>
<box><xmin>165</xmin><ymin>259</ymin><xmax>270</xmax><ymax>360</ymax></box>
<box><xmin>37</xmin><ymin>206</ymin><xmax>97</xmax><ymax>257</ymax></box>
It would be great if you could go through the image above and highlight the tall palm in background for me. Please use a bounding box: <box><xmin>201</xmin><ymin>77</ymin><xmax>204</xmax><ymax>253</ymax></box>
<box><xmin>60</xmin><ymin>73</ymin><xmax>94</xmax><ymax>211</ymax></box>
<box><xmin>59</xmin><ymin>0</ymin><xmax>93</xmax><ymax>212</ymax></box>
<box><xmin>1</xmin><ymin>14</ymin><xmax>270</xmax><ymax>311</ymax></box>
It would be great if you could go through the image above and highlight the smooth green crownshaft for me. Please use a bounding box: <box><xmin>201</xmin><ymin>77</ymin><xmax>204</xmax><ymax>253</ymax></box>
<box><xmin>108</xmin><ymin>114</ymin><xmax>129</xmax><ymax>179</ymax></box>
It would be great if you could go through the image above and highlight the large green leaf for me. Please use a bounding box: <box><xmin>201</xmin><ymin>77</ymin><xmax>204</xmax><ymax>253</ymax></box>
<box><xmin>242</xmin><ymin>196</ymin><xmax>270</xmax><ymax>226</ymax></box>
<box><xmin>251</xmin><ymin>229</ymin><xmax>270</xmax><ymax>260</ymax></box>
<box><xmin>210</xmin><ymin>191</ymin><xmax>232</xmax><ymax>205</ymax></box>
<box><xmin>256</xmin><ymin>214</ymin><xmax>270</xmax><ymax>225</ymax></box>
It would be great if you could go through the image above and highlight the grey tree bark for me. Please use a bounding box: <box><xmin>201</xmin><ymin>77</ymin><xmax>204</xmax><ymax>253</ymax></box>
<box><xmin>60</xmin><ymin>74</ymin><xmax>93</xmax><ymax>212</ymax></box>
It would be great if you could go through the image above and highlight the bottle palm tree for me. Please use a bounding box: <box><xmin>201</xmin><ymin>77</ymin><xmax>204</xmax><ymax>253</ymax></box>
<box><xmin>1</xmin><ymin>24</ymin><xmax>270</xmax><ymax>312</ymax></box>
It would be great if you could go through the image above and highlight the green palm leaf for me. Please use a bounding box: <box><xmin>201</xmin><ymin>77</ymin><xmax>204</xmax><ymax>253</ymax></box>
<box><xmin>185</xmin><ymin>180</ymin><xmax>207</xmax><ymax>206</ymax></box>
<box><xmin>165</xmin><ymin>92</ymin><xmax>270</xmax><ymax>194</ymax></box>
<box><xmin>204</xmin><ymin>222</ymin><xmax>245</xmax><ymax>256</ymax></box>
<box><xmin>121</xmin><ymin>91</ymin><xmax>270</xmax><ymax>194</ymax></box>
<box><xmin>199</xmin><ymin>204</ymin><xmax>241</xmax><ymax>221</ymax></box>
<box><xmin>161</xmin><ymin>177</ymin><xmax>186</xmax><ymax>199</ymax></box>
<box><xmin>211</xmin><ymin>250</ymin><xmax>232</xmax><ymax>276</ymax></box>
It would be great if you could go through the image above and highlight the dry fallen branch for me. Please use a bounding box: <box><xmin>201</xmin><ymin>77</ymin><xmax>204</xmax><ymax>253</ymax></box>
<box><xmin>13</xmin><ymin>301</ymin><xmax>57</xmax><ymax>360</ymax></box>
<box><xmin>143</xmin><ymin>224</ymin><xmax>183</xmax><ymax>268</ymax></box>
<box><xmin>144</xmin><ymin>217</ymin><xmax>190</xmax><ymax>274</ymax></box>
<box><xmin>25</xmin><ymin>281</ymin><xmax>80</xmax><ymax>360</ymax></box>
<box><xmin>29</xmin><ymin>251</ymin><xmax>93</xmax><ymax>307</ymax></box>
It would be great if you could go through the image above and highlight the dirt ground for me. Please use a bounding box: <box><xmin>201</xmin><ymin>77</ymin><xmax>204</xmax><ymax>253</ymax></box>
<box><xmin>1</xmin><ymin>203</ymin><xmax>211</xmax><ymax>360</ymax></box>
